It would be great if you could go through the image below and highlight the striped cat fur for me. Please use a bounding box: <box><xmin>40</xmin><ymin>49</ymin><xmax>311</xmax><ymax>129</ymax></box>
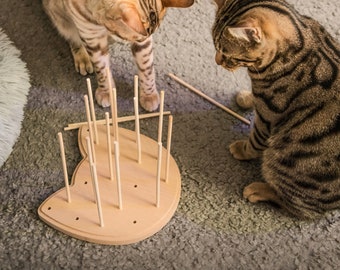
<box><xmin>213</xmin><ymin>0</ymin><xmax>340</xmax><ymax>218</ymax></box>
<box><xmin>43</xmin><ymin>0</ymin><xmax>193</xmax><ymax>111</ymax></box>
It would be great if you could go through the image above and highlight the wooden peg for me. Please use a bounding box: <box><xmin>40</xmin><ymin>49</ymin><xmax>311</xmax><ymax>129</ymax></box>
<box><xmin>134</xmin><ymin>97</ymin><xmax>142</xmax><ymax>164</ymax></box>
<box><xmin>156</xmin><ymin>142</ymin><xmax>162</xmax><ymax>208</ymax></box>
<box><xmin>114</xmin><ymin>141</ymin><xmax>123</xmax><ymax>210</ymax></box>
<box><xmin>157</xmin><ymin>91</ymin><xmax>165</xmax><ymax>143</ymax></box>
<box><xmin>86</xmin><ymin>137</ymin><xmax>104</xmax><ymax>227</ymax></box>
<box><xmin>86</xmin><ymin>78</ymin><xmax>99</xmax><ymax>144</ymax></box>
<box><xmin>105</xmin><ymin>112</ymin><xmax>114</xmax><ymax>181</ymax></box>
<box><xmin>84</xmin><ymin>95</ymin><xmax>96</xmax><ymax>163</ymax></box>
<box><xmin>168</xmin><ymin>73</ymin><xmax>251</xmax><ymax>125</ymax></box>
<box><xmin>57</xmin><ymin>132</ymin><xmax>71</xmax><ymax>203</ymax></box>
<box><xmin>165</xmin><ymin>115</ymin><xmax>173</xmax><ymax>183</ymax></box>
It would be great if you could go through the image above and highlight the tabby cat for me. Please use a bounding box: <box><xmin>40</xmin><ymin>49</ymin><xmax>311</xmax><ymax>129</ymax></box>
<box><xmin>43</xmin><ymin>0</ymin><xmax>194</xmax><ymax>111</ymax></box>
<box><xmin>212</xmin><ymin>0</ymin><xmax>340</xmax><ymax>218</ymax></box>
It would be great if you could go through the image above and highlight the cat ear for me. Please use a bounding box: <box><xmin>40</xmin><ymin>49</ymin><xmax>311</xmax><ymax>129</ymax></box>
<box><xmin>228</xmin><ymin>27</ymin><xmax>262</xmax><ymax>43</ymax></box>
<box><xmin>162</xmin><ymin>0</ymin><xmax>194</xmax><ymax>8</ymax></box>
<box><xmin>120</xmin><ymin>5</ymin><xmax>147</xmax><ymax>36</ymax></box>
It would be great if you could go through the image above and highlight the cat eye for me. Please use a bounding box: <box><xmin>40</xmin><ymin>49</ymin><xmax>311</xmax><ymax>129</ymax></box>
<box><xmin>233</xmin><ymin>57</ymin><xmax>257</xmax><ymax>64</ymax></box>
<box><xmin>149</xmin><ymin>11</ymin><xmax>157</xmax><ymax>27</ymax></box>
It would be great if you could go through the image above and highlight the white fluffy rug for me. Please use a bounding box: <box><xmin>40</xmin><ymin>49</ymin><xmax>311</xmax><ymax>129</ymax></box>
<box><xmin>0</xmin><ymin>28</ymin><xmax>30</xmax><ymax>168</ymax></box>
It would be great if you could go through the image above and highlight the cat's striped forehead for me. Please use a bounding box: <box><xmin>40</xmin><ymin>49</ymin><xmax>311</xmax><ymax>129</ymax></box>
<box><xmin>139</xmin><ymin>0</ymin><xmax>163</xmax><ymax>17</ymax></box>
<box><xmin>212</xmin><ymin>0</ymin><xmax>294</xmax><ymax>50</ymax></box>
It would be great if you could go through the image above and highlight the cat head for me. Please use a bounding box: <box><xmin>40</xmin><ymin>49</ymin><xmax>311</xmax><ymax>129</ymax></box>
<box><xmin>213</xmin><ymin>16</ymin><xmax>265</xmax><ymax>71</ymax></box>
<box><xmin>212</xmin><ymin>0</ymin><xmax>300</xmax><ymax>72</ymax></box>
<box><xmin>103</xmin><ymin>0</ymin><xmax>194</xmax><ymax>42</ymax></box>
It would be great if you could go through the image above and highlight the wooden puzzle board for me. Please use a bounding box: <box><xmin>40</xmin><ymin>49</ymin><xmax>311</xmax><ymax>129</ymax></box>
<box><xmin>38</xmin><ymin>125</ymin><xmax>181</xmax><ymax>245</ymax></box>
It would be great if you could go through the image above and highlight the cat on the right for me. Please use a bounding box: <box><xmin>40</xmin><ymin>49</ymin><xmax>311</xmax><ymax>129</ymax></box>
<box><xmin>212</xmin><ymin>0</ymin><xmax>340</xmax><ymax>218</ymax></box>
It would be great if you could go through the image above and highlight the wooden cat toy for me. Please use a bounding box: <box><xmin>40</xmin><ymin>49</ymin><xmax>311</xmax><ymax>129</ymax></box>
<box><xmin>38</xmin><ymin>71</ymin><xmax>181</xmax><ymax>245</ymax></box>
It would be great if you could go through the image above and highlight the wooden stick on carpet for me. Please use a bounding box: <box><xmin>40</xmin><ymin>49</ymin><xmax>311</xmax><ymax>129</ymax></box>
<box><xmin>168</xmin><ymin>73</ymin><xmax>251</xmax><ymax>126</ymax></box>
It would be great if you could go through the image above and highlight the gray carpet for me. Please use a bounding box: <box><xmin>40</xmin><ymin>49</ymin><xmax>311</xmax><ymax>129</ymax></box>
<box><xmin>1</xmin><ymin>0</ymin><xmax>339</xmax><ymax>269</ymax></box>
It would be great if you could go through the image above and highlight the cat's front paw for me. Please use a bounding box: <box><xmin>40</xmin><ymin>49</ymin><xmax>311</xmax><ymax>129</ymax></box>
<box><xmin>72</xmin><ymin>46</ymin><xmax>93</xmax><ymax>76</ymax></box>
<box><xmin>243</xmin><ymin>182</ymin><xmax>279</xmax><ymax>204</ymax></box>
<box><xmin>95</xmin><ymin>88</ymin><xmax>111</xmax><ymax>108</ymax></box>
<box><xmin>229</xmin><ymin>140</ymin><xmax>260</xmax><ymax>160</ymax></box>
<box><xmin>236</xmin><ymin>91</ymin><xmax>253</xmax><ymax>110</ymax></box>
<box><xmin>140</xmin><ymin>91</ymin><xmax>160</xmax><ymax>112</ymax></box>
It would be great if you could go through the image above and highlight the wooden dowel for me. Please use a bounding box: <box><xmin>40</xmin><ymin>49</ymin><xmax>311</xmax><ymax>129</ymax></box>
<box><xmin>86</xmin><ymin>137</ymin><xmax>104</xmax><ymax>227</ymax></box>
<box><xmin>90</xmin><ymin>163</ymin><xmax>105</xmax><ymax>227</ymax></box>
<box><xmin>157</xmin><ymin>91</ymin><xmax>165</xmax><ymax>143</ymax></box>
<box><xmin>156</xmin><ymin>142</ymin><xmax>162</xmax><ymax>208</ymax></box>
<box><xmin>86</xmin><ymin>78</ymin><xmax>99</xmax><ymax>144</ymax></box>
<box><xmin>57</xmin><ymin>132</ymin><xmax>71</xmax><ymax>203</ymax></box>
<box><xmin>134</xmin><ymin>75</ymin><xmax>138</xmax><ymax>100</ymax></box>
<box><xmin>108</xmin><ymin>78</ymin><xmax>116</xmax><ymax>139</ymax></box>
<box><xmin>165</xmin><ymin>115</ymin><xmax>173</xmax><ymax>183</ymax></box>
<box><xmin>134</xmin><ymin>97</ymin><xmax>142</xmax><ymax>164</ymax></box>
<box><xmin>112</xmin><ymin>88</ymin><xmax>119</xmax><ymax>142</ymax></box>
<box><xmin>84</xmin><ymin>95</ymin><xmax>96</xmax><ymax>163</ymax></box>
<box><xmin>114</xmin><ymin>141</ymin><xmax>123</xmax><ymax>210</ymax></box>
<box><xmin>106</xmin><ymin>67</ymin><xmax>119</xmax><ymax>142</ymax></box>
<box><xmin>168</xmin><ymin>73</ymin><xmax>251</xmax><ymax>126</ymax></box>
<box><xmin>105</xmin><ymin>112</ymin><xmax>114</xmax><ymax>181</ymax></box>
<box><xmin>64</xmin><ymin>111</ymin><xmax>171</xmax><ymax>130</ymax></box>
<box><xmin>109</xmin><ymin>88</ymin><xmax>119</xmax><ymax>141</ymax></box>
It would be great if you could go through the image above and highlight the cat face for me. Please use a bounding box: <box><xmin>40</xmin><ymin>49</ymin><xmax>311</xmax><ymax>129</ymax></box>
<box><xmin>139</xmin><ymin>0</ymin><xmax>194</xmax><ymax>35</ymax></box>
<box><xmin>214</xmin><ymin>25</ymin><xmax>264</xmax><ymax>71</ymax></box>
<box><xmin>104</xmin><ymin>0</ymin><xmax>194</xmax><ymax>42</ymax></box>
<box><xmin>212</xmin><ymin>3</ymin><xmax>298</xmax><ymax>72</ymax></box>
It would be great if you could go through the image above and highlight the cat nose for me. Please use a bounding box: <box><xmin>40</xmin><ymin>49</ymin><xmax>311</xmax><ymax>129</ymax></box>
<box><xmin>215</xmin><ymin>52</ymin><xmax>223</xmax><ymax>65</ymax></box>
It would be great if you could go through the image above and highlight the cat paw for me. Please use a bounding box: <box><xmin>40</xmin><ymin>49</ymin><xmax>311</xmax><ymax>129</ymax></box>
<box><xmin>95</xmin><ymin>89</ymin><xmax>111</xmax><ymax>108</ymax></box>
<box><xmin>140</xmin><ymin>91</ymin><xmax>160</xmax><ymax>112</ymax></box>
<box><xmin>243</xmin><ymin>182</ymin><xmax>278</xmax><ymax>203</ymax></box>
<box><xmin>229</xmin><ymin>140</ymin><xmax>259</xmax><ymax>160</ymax></box>
<box><xmin>72</xmin><ymin>46</ymin><xmax>93</xmax><ymax>76</ymax></box>
<box><xmin>236</xmin><ymin>91</ymin><xmax>253</xmax><ymax>110</ymax></box>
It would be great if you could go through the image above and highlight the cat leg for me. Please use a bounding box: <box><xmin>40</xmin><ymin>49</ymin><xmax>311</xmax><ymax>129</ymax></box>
<box><xmin>93</xmin><ymin>51</ymin><xmax>112</xmax><ymax>108</ymax></box>
<box><xmin>131</xmin><ymin>36</ymin><xmax>159</xmax><ymax>112</ymax></box>
<box><xmin>236</xmin><ymin>91</ymin><xmax>254</xmax><ymax>110</ymax></box>
<box><xmin>229</xmin><ymin>140</ymin><xmax>262</xmax><ymax>160</ymax></box>
<box><xmin>70</xmin><ymin>43</ymin><xmax>93</xmax><ymax>76</ymax></box>
<box><xmin>230</xmin><ymin>112</ymin><xmax>269</xmax><ymax>160</ymax></box>
<box><xmin>42</xmin><ymin>1</ymin><xmax>93</xmax><ymax>76</ymax></box>
<box><xmin>82</xmin><ymin>35</ymin><xmax>113</xmax><ymax>107</ymax></box>
<box><xmin>243</xmin><ymin>182</ymin><xmax>281</xmax><ymax>204</ymax></box>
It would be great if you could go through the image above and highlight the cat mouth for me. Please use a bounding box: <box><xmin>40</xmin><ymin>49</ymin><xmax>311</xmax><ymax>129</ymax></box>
<box><xmin>215</xmin><ymin>53</ymin><xmax>239</xmax><ymax>70</ymax></box>
<box><xmin>217</xmin><ymin>61</ymin><xmax>239</xmax><ymax>71</ymax></box>
<box><xmin>136</xmin><ymin>35</ymin><xmax>150</xmax><ymax>42</ymax></box>
<box><xmin>220</xmin><ymin>61</ymin><xmax>258</xmax><ymax>71</ymax></box>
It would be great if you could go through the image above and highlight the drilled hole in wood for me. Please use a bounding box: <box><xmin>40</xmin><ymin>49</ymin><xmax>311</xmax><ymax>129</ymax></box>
<box><xmin>84</xmin><ymin>181</ymin><xmax>88</xmax><ymax>185</ymax></box>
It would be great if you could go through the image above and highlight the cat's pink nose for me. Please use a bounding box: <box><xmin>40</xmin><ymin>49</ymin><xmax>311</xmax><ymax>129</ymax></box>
<box><xmin>215</xmin><ymin>52</ymin><xmax>223</xmax><ymax>65</ymax></box>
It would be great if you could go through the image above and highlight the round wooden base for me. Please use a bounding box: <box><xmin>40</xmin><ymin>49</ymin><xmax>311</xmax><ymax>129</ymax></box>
<box><xmin>38</xmin><ymin>126</ymin><xmax>181</xmax><ymax>245</ymax></box>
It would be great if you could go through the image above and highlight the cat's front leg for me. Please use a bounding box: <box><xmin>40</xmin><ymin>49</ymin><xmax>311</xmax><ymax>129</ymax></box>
<box><xmin>70</xmin><ymin>43</ymin><xmax>93</xmax><ymax>76</ymax></box>
<box><xmin>93</xmin><ymin>51</ymin><xmax>113</xmax><ymax>107</ymax></box>
<box><xmin>243</xmin><ymin>182</ymin><xmax>281</xmax><ymax>204</ymax></box>
<box><xmin>229</xmin><ymin>140</ymin><xmax>262</xmax><ymax>160</ymax></box>
<box><xmin>230</xmin><ymin>111</ymin><xmax>269</xmax><ymax>160</ymax></box>
<box><xmin>131</xmin><ymin>36</ymin><xmax>159</xmax><ymax>112</ymax></box>
<box><xmin>85</xmin><ymin>38</ymin><xmax>113</xmax><ymax>107</ymax></box>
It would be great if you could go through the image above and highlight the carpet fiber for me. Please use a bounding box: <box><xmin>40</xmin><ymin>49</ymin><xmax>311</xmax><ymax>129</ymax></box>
<box><xmin>0</xmin><ymin>0</ymin><xmax>339</xmax><ymax>269</ymax></box>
